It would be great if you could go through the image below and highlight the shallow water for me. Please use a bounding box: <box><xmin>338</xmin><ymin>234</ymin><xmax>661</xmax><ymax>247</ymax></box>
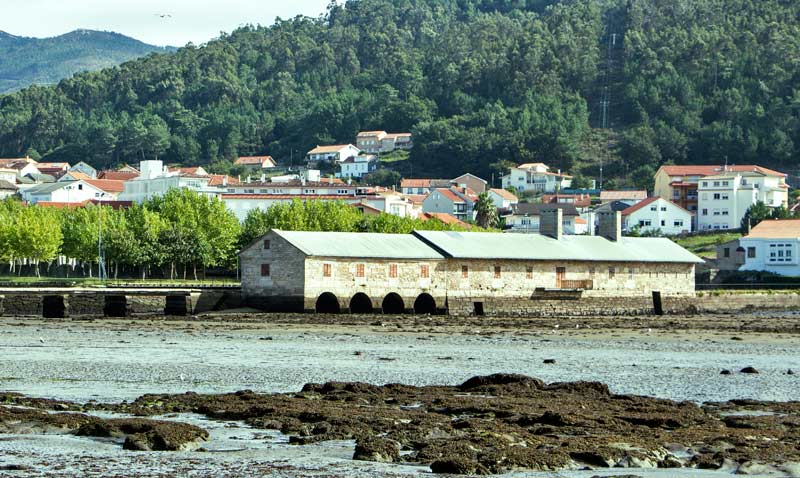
<box><xmin>1</xmin><ymin>319</ymin><xmax>798</xmax><ymax>476</ymax></box>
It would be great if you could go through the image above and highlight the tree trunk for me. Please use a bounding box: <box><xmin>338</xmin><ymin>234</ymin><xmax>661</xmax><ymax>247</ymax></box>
<box><xmin>193</xmin><ymin>263</ymin><xmax>198</xmax><ymax>281</ymax></box>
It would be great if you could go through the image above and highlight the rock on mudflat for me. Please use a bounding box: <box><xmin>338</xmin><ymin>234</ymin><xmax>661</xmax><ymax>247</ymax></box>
<box><xmin>720</xmin><ymin>369</ymin><xmax>732</xmax><ymax>375</ymax></box>
<box><xmin>353</xmin><ymin>436</ymin><xmax>400</xmax><ymax>463</ymax></box>
<box><xmin>740</xmin><ymin>366</ymin><xmax>759</xmax><ymax>374</ymax></box>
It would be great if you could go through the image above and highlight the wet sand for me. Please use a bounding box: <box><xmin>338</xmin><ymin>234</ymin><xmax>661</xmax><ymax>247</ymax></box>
<box><xmin>1</xmin><ymin>313</ymin><xmax>799</xmax><ymax>476</ymax></box>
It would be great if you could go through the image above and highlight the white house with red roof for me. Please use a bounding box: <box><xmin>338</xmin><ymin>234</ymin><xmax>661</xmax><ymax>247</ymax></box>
<box><xmin>501</xmin><ymin>163</ymin><xmax>572</xmax><ymax>193</ymax></box>
<box><xmin>621</xmin><ymin>197</ymin><xmax>693</xmax><ymax>235</ymax></box>
<box><xmin>487</xmin><ymin>188</ymin><xmax>519</xmax><ymax>209</ymax></box>
<box><xmin>234</xmin><ymin>156</ymin><xmax>277</xmax><ymax>171</ymax></box>
<box><xmin>306</xmin><ymin>144</ymin><xmax>361</xmax><ymax>163</ymax></box>
<box><xmin>118</xmin><ymin>160</ymin><xmax>217</xmax><ymax>203</ymax></box>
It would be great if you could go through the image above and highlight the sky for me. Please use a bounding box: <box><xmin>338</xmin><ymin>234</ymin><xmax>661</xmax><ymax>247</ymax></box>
<box><xmin>0</xmin><ymin>0</ymin><xmax>332</xmax><ymax>47</ymax></box>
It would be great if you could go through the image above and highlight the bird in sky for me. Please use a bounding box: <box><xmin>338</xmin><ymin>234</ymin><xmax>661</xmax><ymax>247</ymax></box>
<box><xmin>154</xmin><ymin>13</ymin><xmax>172</xmax><ymax>18</ymax></box>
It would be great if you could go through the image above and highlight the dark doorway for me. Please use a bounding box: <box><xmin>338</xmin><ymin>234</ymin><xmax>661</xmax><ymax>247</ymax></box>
<box><xmin>382</xmin><ymin>293</ymin><xmax>405</xmax><ymax>314</ymax></box>
<box><xmin>315</xmin><ymin>292</ymin><xmax>341</xmax><ymax>314</ymax></box>
<box><xmin>413</xmin><ymin>293</ymin><xmax>436</xmax><ymax>315</ymax></box>
<box><xmin>349</xmin><ymin>293</ymin><xmax>373</xmax><ymax>314</ymax></box>
<box><xmin>43</xmin><ymin>295</ymin><xmax>66</xmax><ymax>318</ymax></box>
<box><xmin>103</xmin><ymin>295</ymin><xmax>128</xmax><ymax>317</ymax></box>
<box><xmin>473</xmin><ymin>302</ymin><xmax>485</xmax><ymax>316</ymax></box>
<box><xmin>164</xmin><ymin>296</ymin><xmax>188</xmax><ymax>316</ymax></box>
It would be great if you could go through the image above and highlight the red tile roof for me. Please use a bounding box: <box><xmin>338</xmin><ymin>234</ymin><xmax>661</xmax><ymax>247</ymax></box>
<box><xmin>36</xmin><ymin>201</ymin><xmax>86</xmax><ymax>209</ymax></box>
<box><xmin>401</xmin><ymin>179</ymin><xmax>433</xmax><ymax>188</ymax></box>
<box><xmin>541</xmin><ymin>193</ymin><xmax>590</xmax><ymax>207</ymax></box>
<box><xmin>745</xmin><ymin>219</ymin><xmax>800</xmax><ymax>239</ymax></box>
<box><xmin>308</xmin><ymin>144</ymin><xmax>358</xmax><ymax>155</ymax></box>
<box><xmin>84</xmin><ymin>179</ymin><xmax>125</xmax><ymax>193</ymax></box>
<box><xmin>600</xmin><ymin>190</ymin><xmax>647</xmax><ymax>201</ymax></box>
<box><xmin>660</xmin><ymin>165</ymin><xmax>787</xmax><ymax>178</ymax></box>
<box><xmin>235</xmin><ymin>156</ymin><xmax>275</xmax><ymax>166</ymax></box>
<box><xmin>431</xmin><ymin>188</ymin><xmax>465</xmax><ymax>203</ymax></box>
<box><xmin>98</xmin><ymin>171</ymin><xmax>139</xmax><ymax>181</ymax></box>
<box><xmin>208</xmin><ymin>174</ymin><xmax>240</xmax><ymax>186</ymax></box>
<box><xmin>222</xmin><ymin>194</ymin><xmax>367</xmax><ymax>200</ymax></box>
<box><xmin>621</xmin><ymin>197</ymin><xmax>693</xmax><ymax>216</ymax></box>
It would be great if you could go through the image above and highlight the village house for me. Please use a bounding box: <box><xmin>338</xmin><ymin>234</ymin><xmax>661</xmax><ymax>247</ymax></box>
<box><xmin>653</xmin><ymin>164</ymin><xmax>787</xmax><ymax>225</ymax></box>
<box><xmin>696</xmin><ymin>169</ymin><xmax>788</xmax><ymax>231</ymax></box>
<box><xmin>306</xmin><ymin>144</ymin><xmax>362</xmax><ymax>163</ymax></box>
<box><xmin>599</xmin><ymin>190</ymin><xmax>647</xmax><ymax>203</ymax></box>
<box><xmin>98</xmin><ymin>169</ymin><xmax>139</xmax><ymax>181</ymax></box>
<box><xmin>118</xmin><ymin>160</ymin><xmax>217</xmax><ymax>203</ymax></box>
<box><xmin>503</xmin><ymin>203</ymin><xmax>580</xmax><ymax>234</ymax></box>
<box><xmin>337</xmin><ymin>154</ymin><xmax>378</xmax><ymax>179</ymax></box>
<box><xmin>421</xmin><ymin>187</ymin><xmax>477</xmax><ymax>221</ymax></box>
<box><xmin>0</xmin><ymin>167</ymin><xmax>16</xmax><ymax>184</ymax></box>
<box><xmin>452</xmin><ymin>173</ymin><xmax>488</xmax><ymax>193</ymax></box>
<box><xmin>21</xmin><ymin>180</ymin><xmax>114</xmax><ymax>204</ymax></box>
<box><xmin>356</xmin><ymin>131</ymin><xmax>413</xmax><ymax>153</ymax></box>
<box><xmin>68</xmin><ymin>161</ymin><xmax>98</xmax><ymax>179</ymax></box>
<box><xmin>400</xmin><ymin>179</ymin><xmax>452</xmax><ymax>195</ymax></box>
<box><xmin>487</xmin><ymin>188</ymin><xmax>519</xmax><ymax>210</ymax></box>
<box><xmin>501</xmin><ymin>163</ymin><xmax>572</xmax><ymax>193</ymax></box>
<box><xmin>620</xmin><ymin>197</ymin><xmax>693</xmax><ymax>235</ymax></box>
<box><xmin>737</xmin><ymin>219</ymin><xmax>800</xmax><ymax>276</ymax></box>
<box><xmin>0</xmin><ymin>158</ymin><xmax>40</xmax><ymax>181</ymax></box>
<box><xmin>240</xmin><ymin>213</ymin><xmax>701</xmax><ymax>315</ymax></box>
<box><xmin>541</xmin><ymin>193</ymin><xmax>592</xmax><ymax>212</ymax></box>
<box><xmin>234</xmin><ymin>156</ymin><xmax>277</xmax><ymax>172</ymax></box>
<box><xmin>0</xmin><ymin>180</ymin><xmax>18</xmax><ymax>199</ymax></box>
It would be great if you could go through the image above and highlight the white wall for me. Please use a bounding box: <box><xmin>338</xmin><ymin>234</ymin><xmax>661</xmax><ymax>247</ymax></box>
<box><xmin>739</xmin><ymin>237</ymin><xmax>800</xmax><ymax>276</ymax></box>
<box><xmin>624</xmin><ymin>199</ymin><xmax>692</xmax><ymax>235</ymax></box>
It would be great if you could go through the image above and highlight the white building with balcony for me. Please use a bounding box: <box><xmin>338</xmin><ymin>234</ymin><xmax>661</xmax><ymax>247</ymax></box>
<box><xmin>696</xmin><ymin>170</ymin><xmax>788</xmax><ymax>231</ymax></box>
<box><xmin>336</xmin><ymin>155</ymin><xmax>378</xmax><ymax>179</ymax></box>
<box><xmin>501</xmin><ymin>163</ymin><xmax>572</xmax><ymax>194</ymax></box>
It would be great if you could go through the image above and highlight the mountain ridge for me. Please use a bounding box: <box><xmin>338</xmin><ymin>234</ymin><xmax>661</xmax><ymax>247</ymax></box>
<box><xmin>0</xmin><ymin>29</ymin><xmax>175</xmax><ymax>93</ymax></box>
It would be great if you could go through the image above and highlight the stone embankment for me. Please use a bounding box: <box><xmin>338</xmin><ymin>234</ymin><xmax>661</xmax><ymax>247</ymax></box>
<box><xmin>3</xmin><ymin>374</ymin><xmax>799</xmax><ymax>475</ymax></box>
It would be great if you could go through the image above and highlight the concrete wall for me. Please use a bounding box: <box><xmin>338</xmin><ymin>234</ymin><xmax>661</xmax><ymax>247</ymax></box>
<box><xmin>303</xmin><ymin>257</ymin><xmax>447</xmax><ymax>312</ymax></box>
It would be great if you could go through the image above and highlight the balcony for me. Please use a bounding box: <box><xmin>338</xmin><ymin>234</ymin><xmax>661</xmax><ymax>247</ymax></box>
<box><xmin>557</xmin><ymin>279</ymin><xmax>594</xmax><ymax>290</ymax></box>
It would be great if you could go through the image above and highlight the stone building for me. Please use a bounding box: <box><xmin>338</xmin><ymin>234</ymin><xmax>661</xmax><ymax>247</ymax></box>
<box><xmin>240</xmin><ymin>212</ymin><xmax>702</xmax><ymax>315</ymax></box>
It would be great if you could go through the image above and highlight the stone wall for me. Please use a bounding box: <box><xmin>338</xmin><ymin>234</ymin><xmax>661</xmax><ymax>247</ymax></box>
<box><xmin>448</xmin><ymin>292</ymin><xmax>800</xmax><ymax>317</ymax></box>
<box><xmin>303</xmin><ymin>257</ymin><xmax>447</xmax><ymax>312</ymax></box>
<box><xmin>2</xmin><ymin>294</ymin><xmax>43</xmax><ymax>316</ymax></box>
<box><xmin>239</xmin><ymin>231</ymin><xmax>305</xmax><ymax>310</ymax></box>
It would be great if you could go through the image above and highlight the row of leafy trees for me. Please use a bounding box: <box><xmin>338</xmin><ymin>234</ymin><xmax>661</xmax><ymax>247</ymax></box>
<box><xmin>0</xmin><ymin>189</ymin><xmax>239</xmax><ymax>279</ymax></box>
<box><xmin>0</xmin><ymin>190</ymin><xmax>472</xmax><ymax>279</ymax></box>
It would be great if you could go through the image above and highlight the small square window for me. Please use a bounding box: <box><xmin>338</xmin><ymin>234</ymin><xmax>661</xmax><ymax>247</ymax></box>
<box><xmin>323</xmin><ymin>263</ymin><xmax>332</xmax><ymax>277</ymax></box>
<box><xmin>494</xmin><ymin>266</ymin><xmax>501</xmax><ymax>279</ymax></box>
<box><xmin>389</xmin><ymin>264</ymin><xmax>398</xmax><ymax>278</ymax></box>
<box><xmin>526</xmin><ymin>266</ymin><xmax>533</xmax><ymax>279</ymax></box>
<box><xmin>420</xmin><ymin>265</ymin><xmax>430</xmax><ymax>278</ymax></box>
<box><xmin>356</xmin><ymin>264</ymin><xmax>365</xmax><ymax>278</ymax></box>
<box><xmin>748</xmin><ymin>247</ymin><xmax>756</xmax><ymax>258</ymax></box>
<box><xmin>461</xmin><ymin>265</ymin><xmax>469</xmax><ymax>279</ymax></box>
<box><xmin>261</xmin><ymin>264</ymin><xmax>270</xmax><ymax>277</ymax></box>
<box><xmin>724</xmin><ymin>248</ymin><xmax>730</xmax><ymax>258</ymax></box>
<box><xmin>609</xmin><ymin>267</ymin><xmax>616</xmax><ymax>279</ymax></box>
<box><xmin>263</xmin><ymin>240</ymin><xmax>270</xmax><ymax>250</ymax></box>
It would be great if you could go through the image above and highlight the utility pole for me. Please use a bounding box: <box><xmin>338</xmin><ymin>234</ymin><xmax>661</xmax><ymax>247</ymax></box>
<box><xmin>97</xmin><ymin>198</ymin><xmax>106</xmax><ymax>282</ymax></box>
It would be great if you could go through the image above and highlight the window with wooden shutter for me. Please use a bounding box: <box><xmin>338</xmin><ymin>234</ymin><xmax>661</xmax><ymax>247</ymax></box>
<box><xmin>261</xmin><ymin>264</ymin><xmax>270</xmax><ymax>277</ymax></box>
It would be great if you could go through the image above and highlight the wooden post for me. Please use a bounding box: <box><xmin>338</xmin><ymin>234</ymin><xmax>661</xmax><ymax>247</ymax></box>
<box><xmin>652</xmin><ymin>291</ymin><xmax>663</xmax><ymax>316</ymax></box>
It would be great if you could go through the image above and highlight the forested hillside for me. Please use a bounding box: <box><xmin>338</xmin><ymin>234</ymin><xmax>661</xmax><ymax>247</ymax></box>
<box><xmin>0</xmin><ymin>0</ymin><xmax>797</xmax><ymax>186</ymax></box>
<box><xmin>0</xmin><ymin>30</ymin><xmax>174</xmax><ymax>94</ymax></box>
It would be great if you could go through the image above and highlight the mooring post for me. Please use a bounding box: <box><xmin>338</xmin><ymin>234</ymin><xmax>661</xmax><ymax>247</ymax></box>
<box><xmin>652</xmin><ymin>291</ymin><xmax>663</xmax><ymax>316</ymax></box>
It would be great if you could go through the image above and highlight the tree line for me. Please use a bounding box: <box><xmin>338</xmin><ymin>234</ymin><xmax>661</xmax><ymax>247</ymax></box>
<box><xmin>0</xmin><ymin>191</ymin><xmax>470</xmax><ymax>279</ymax></box>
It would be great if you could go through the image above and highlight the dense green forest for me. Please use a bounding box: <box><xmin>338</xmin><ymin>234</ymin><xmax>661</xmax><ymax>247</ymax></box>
<box><xmin>0</xmin><ymin>30</ymin><xmax>174</xmax><ymax>94</ymax></box>
<box><xmin>0</xmin><ymin>0</ymin><xmax>798</xmax><ymax>187</ymax></box>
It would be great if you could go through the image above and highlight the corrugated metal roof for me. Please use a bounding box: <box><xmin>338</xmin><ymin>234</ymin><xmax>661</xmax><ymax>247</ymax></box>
<box><xmin>274</xmin><ymin>230</ymin><xmax>444</xmax><ymax>259</ymax></box>
<box><xmin>413</xmin><ymin>230</ymin><xmax>704</xmax><ymax>264</ymax></box>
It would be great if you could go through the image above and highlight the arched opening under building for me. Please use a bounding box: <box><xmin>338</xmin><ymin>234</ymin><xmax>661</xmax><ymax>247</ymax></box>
<box><xmin>315</xmin><ymin>292</ymin><xmax>341</xmax><ymax>314</ymax></box>
<box><xmin>349</xmin><ymin>293</ymin><xmax>373</xmax><ymax>314</ymax></box>
<box><xmin>413</xmin><ymin>293</ymin><xmax>436</xmax><ymax>315</ymax></box>
<box><xmin>103</xmin><ymin>295</ymin><xmax>128</xmax><ymax>317</ymax></box>
<box><xmin>382</xmin><ymin>293</ymin><xmax>405</xmax><ymax>314</ymax></box>
<box><xmin>42</xmin><ymin>295</ymin><xmax>66</xmax><ymax>318</ymax></box>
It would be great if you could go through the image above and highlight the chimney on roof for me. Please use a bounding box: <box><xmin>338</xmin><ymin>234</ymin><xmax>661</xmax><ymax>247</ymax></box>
<box><xmin>261</xmin><ymin>173</ymin><xmax>266</xmax><ymax>182</ymax></box>
<box><xmin>597</xmin><ymin>211</ymin><xmax>621</xmax><ymax>241</ymax></box>
<box><xmin>246</xmin><ymin>175</ymin><xmax>251</xmax><ymax>184</ymax></box>
<box><xmin>540</xmin><ymin>206</ymin><xmax>563</xmax><ymax>240</ymax></box>
<box><xmin>222</xmin><ymin>176</ymin><xmax>228</xmax><ymax>187</ymax></box>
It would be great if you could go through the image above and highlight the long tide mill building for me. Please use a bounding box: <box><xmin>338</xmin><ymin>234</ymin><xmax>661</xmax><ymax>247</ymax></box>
<box><xmin>240</xmin><ymin>210</ymin><xmax>703</xmax><ymax>315</ymax></box>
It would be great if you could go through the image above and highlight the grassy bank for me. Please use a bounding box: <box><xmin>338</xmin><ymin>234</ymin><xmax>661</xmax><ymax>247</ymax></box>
<box><xmin>672</xmin><ymin>232</ymin><xmax>741</xmax><ymax>258</ymax></box>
